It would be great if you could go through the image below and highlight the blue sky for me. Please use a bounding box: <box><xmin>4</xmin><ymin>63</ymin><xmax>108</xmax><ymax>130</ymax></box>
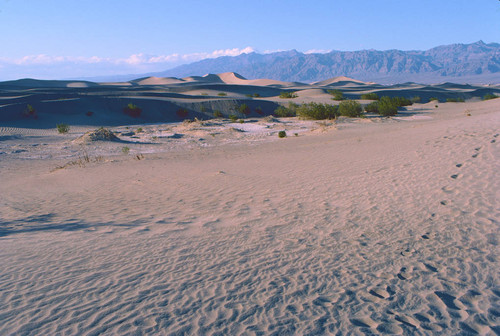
<box><xmin>0</xmin><ymin>0</ymin><xmax>498</xmax><ymax>80</ymax></box>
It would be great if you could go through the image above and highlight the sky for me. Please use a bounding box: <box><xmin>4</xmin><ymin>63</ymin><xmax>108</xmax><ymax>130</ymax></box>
<box><xmin>0</xmin><ymin>0</ymin><xmax>499</xmax><ymax>80</ymax></box>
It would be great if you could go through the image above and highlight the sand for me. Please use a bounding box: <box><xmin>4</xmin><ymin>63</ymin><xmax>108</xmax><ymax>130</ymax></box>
<box><xmin>0</xmin><ymin>77</ymin><xmax>499</xmax><ymax>335</ymax></box>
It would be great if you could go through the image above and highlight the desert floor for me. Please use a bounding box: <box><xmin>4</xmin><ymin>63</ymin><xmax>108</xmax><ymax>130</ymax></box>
<box><xmin>1</xmin><ymin>94</ymin><xmax>499</xmax><ymax>334</ymax></box>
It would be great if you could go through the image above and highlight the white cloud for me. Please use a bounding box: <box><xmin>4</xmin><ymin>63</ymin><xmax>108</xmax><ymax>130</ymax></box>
<box><xmin>304</xmin><ymin>49</ymin><xmax>331</xmax><ymax>54</ymax></box>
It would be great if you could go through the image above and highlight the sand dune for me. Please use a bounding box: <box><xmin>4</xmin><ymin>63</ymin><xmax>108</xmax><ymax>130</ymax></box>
<box><xmin>0</xmin><ymin>77</ymin><xmax>499</xmax><ymax>335</ymax></box>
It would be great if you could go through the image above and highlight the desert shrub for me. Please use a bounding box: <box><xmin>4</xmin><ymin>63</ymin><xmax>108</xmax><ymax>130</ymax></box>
<box><xmin>229</xmin><ymin>114</ymin><xmax>238</xmax><ymax>122</ymax></box>
<box><xmin>483</xmin><ymin>93</ymin><xmax>498</xmax><ymax>100</ymax></box>
<box><xmin>200</xmin><ymin>106</ymin><xmax>207</xmax><ymax>112</ymax></box>
<box><xmin>176</xmin><ymin>108</ymin><xmax>189</xmax><ymax>119</ymax></box>
<box><xmin>446</xmin><ymin>97</ymin><xmax>465</xmax><ymax>102</ymax></box>
<box><xmin>361</xmin><ymin>93</ymin><xmax>379</xmax><ymax>100</ymax></box>
<box><xmin>56</xmin><ymin>123</ymin><xmax>70</xmax><ymax>134</ymax></box>
<box><xmin>327</xmin><ymin>89</ymin><xmax>344</xmax><ymax>100</ymax></box>
<box><xmin>391</xmin><ymin>97</ymin><xmax>413</xmax><ymax>106</ymax></box>
<box><xmin>255</xmin><ymin>106</ymin><xmax>264</xmax><ymax>115</ymax></box>
<box><xmin>364</xmin><ymin>101</ymin><xmax>379</xmax><ymax>113</ymax></box>
<box><xmin>297</xmin><ymin>102</ymin><xmax>338</xmax><ymax>120</ymax></box>
<box><xmin>245</xmin><ymin>94</ymin><xmax>253</xmax><ymax>98</ymax></box>
<box><xmin>136</xmin><ymin>127</ymin><xmax>143</xmax><ymax>133</ymax></box>
<box><xmin>213</xmin><ymin>110</ymin><xmax>223</xmax><ymax>118</ymax></box>
<box><xmin>239</xmin><ymin>119</ymin><xmax>244</xmax><ymax>123</ymax></box>
<box><xmin>122</xmin><ymin>146</ymin><xmax>130</xmax><ymax>154</ymax></box>
<box><xmin>123</xmin><ymin>103</ymin><xmax>142</xmax><ymax>118</ymax></box>
<box><xmin>429</xmin><ymin>97</ymin><xmax>439</xmax><ymax>102</ymax></box>
<box><xmin>411</xmin><ymin>96</ymin><xmax>422</xmax><ymax>103</ymax></box>
<box><xmin>23</xmin><ymin>104</ymin><xmax>37</xmax><ymax>118</ymax></box>
<box><xmin>200</xmin><ymin>93</ymin><xmax>208</xmax><ymax>96</ymax></box>
<box><xmin>377</xmin><ymin>97</ymin><xmax>398</xmax><ymax>116</ymax></box>
<box><xmin>278</xmin><ymin>131</ymin><xmax>287</xmax><ymax>138</ymax></box>
<box><xmin>238</xmin><ymin>103</ymin><xmax>251</xmax><ymax>116</ymax></box>
<box><xmin>279</xmin><ymin>91</ymin><xmax>298</xmax><ymax>99</ymax></box>
<box><xmin>217</xmin><ymin>92</ymin><xmax>227</xmax><ymax>96</ymax></box>
<box><xmin>338</xmin><ymin>100</ymin><xmax>363</xmax><ymax>117</ymax></box>
<box><xmin>253</xmin><ymin>93</ymin><xmax>260</xmax><ymax>97</ymax></box>
<box><xmin>274</xmin><ymin>102</ymin><xmax>298</xmax><ymax>117</ymax></box>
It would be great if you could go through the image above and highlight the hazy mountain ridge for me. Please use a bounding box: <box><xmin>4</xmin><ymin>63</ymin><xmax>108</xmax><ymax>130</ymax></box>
<box><xmin>153</xmin><ymin>41</ymin><xmax>499</xmax><ymax>84</ymax></box>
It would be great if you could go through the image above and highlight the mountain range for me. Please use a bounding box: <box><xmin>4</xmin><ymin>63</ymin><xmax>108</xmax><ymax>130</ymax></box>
<box><xmin>127</xmin><ymin>41</ymin><xmax>498</xmax><ymax>85</ymax></box>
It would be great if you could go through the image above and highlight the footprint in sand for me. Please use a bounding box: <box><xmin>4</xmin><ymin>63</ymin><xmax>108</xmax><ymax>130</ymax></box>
<box><xmin>455</xmin><ymin>163</ymin><xmax>462</xmax><ymax>168</ymax></box>
<box><xmin>450</xmin><ymin>174</ymin><xmax>459</xmax><ymax>179</ymax></box>
<box><xmin>369</xmin><ymin>287</ymin><xmax>393</xmax><ymax>299</ymax></box>
<box><xmin>440</xmin><ymin>200</ymin><xmax>448</xmax><ymax>206</ymax></box>
<box><xmin>397</xmin><ymin>266</ymin><xmax>412</xmax><ymax>280</ymax></box>
<box><xmin>472</xmin><ymin>153</ymin><xmax>479</xmax><ymax>158</ymax></box>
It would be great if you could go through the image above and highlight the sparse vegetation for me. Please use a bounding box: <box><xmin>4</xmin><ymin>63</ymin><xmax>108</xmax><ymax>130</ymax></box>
<box><xmin>483</xmin><ymin>93</ymin><xmax>498</xmax><ymax>100</ymax></box>
<box><xmin>23</xmin><ymin>104</ymin><xmax>37</xmax><ymax>118</ymax></box>
<box><xmin>360</xmin><ymin>93</ymin><xmax>379</xmax><ymax>100</ymax></box>
<box><xmin>238</xmin><ymin>119</ymin><xmax>244</xmax><ymax>123</ymax></box>
<box><xmin>229</xmin><ymin>114</ymin><xmax>238</xmax><ymax>122</ymax></box>
<box><xmin>410</xmin><ymin>96</ymin><xmax>422</xmax><ymax>103</ymax></box>
<box><xmin>123</xmin><ymin>103</ymin><xmax>142</xmax><ymax>118</ymax></box>
<box><xmin>122</xmin><ymin>146</ymin><xmax>130</xmax><ymax>154</ymax></box>
<box><xmin>56</xmin><ymin>123</ymin><xmax>70</xmax><ymax>134</ymax></box>
<box><xmin>217</xmin><ymin>92</ymin><xmax>227</xmax><ymax>96</ymax></box>
<box><xmin>279</xmin><ymin>91</ymin><xmax>298</xmax><ymax>99</ymax></box>
<box><xmin>328</xmin><ymin>89</ymin><xmax>344</xmax><ymax>101</ymax></box>
<box><xmin>253</xmin><ymin>93</ymin><xmax>260</xmax><ymax>98</ymax></box>
<box><xmin>255</xmin><ymin>106</ymin><xmax>264</xmax><ymax>115</ymax></box>
<box><xmin>297</xmin><ymin>102</ymin><xmax>338</xmax><ymax>120</ymax></box>
<box><xmin>429</xmin><ymin>97</ymin><xmax>439</xmax><ymax>102</ymax></box>
<box><xmin>274</xmin><ymin>102</ymin><xmax>298</xmax><ymax>117</ymax></box>
<box><xmin>200</xmin><ymin>93</ymin><xmax>208</xmax><ymax>96</ymax></box>
<box><xmin>136</xmin><ymin>127</ymin><xmax>143</xmax><ymax>133</ymax></box>
<box><xmin>446</xmin><ymin>97</ymin><xmax>465</xmax><ymax>102</ymax></box>
<box><xmin>238</xmin><ymin>103</ymin><xmax>251</xmax><ymax>116</ymax></box>
<box><xmin>338</xmin><ymin>100</ymin><xmax>363</xmax><ymax>117</ymax></box>
<box><xmin>213</xmin><ymin>110</ymin><xmax>223</xmax><ymax>118</ymax></box>
<box><xmin>278</xmin><ymin>131</ymin><xmax>287</xmax><ymax>138</ymax></box>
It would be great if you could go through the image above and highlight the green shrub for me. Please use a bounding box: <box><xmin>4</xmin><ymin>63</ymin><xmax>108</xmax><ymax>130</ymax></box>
<box><xmin>446</xmin><ymin>97</ymin><xmax>465</xmax><ymax>102</ymax></box>
<box><xmin>200</xmin><ymin>93</ymin><xmax>208</xmax><ymax>96</ymax></box>
<box><xmin>297</xmin><ymin>102</ymin><xmax>338</xmax><ymax>120</ymax></box>
<box><xmin>136</xmin><ymin>127</ymin><xmax>143</xmax><ymax>133</ymax></box>
<box><xmin>483</xmin><ymin>93</ymin><xmax>498</xmax><ymax>100</ymax></box>
<box><xmin>122</xmin><ymin>146</ymin><xmax>130</xmax><ymax>154</ymax></box>
<box><xmin>213</xmin><ymin>110</ymin><xmax>223</xmax><ymax>118</ymax></box>
<box><xmin>274</xmin><ymin>102</ymin><xmax>298</xmax><ymax>117</ymax></box>
<box><xmin>429</xmin><ymin>97</ymin><xmax>439</xmax><ymax>102</ymax></box>
<box><xmin>245</xmin><ymin>94</ymin><xmax>253</xmax><ymax>98</ymax></box>
<box><xmin>229</xmin><ymin>114</ymin><xmax>238</xmax><ymax>122</ymax></box>
<box><xmin>411</xmin><ymin>96</ymin><xmax>422</xmax><ymax>103</ymax></box>
<box><xmin>364</xmin><ymin>101</ymin><xmax>379</xmax><ymax>113</ymax></box>
<box><xmin>253</xmin><ymin>93</ymin><xmax>260</xmax><ymax>98</ymax></box>
<box><xmin>239</xmin><ymin>119</ymin><xmax>244</xmax><ymax>123</ymax></box>
<box><xmin>338</xmin><ymin>100</ymin><xmax>363</xmax><ymax>117</ymax></box>
<box><xmin>56</xmin><ymin>123</ymin><xmax>70</xmax><ymax>134</ymax></box>
<box><xmin>278</xmin><ymin>131</ymin><xmax>287</xmax><ymax>138</ymax></box>
<box><xmin>238</xmin><ymin>103</ymin><xmax>251</xmax><ymax>116</ymax></box>
<box><xmin>217</xmin><ymin>92</ymin><xmax>227</xmax><ymax>96</ymax></box>
<box><xmin>327</xmin><ymin>89</ymin><xmax>344</xmax><ymax>101</ymax></box>
<box><xmin>392</xmin><ymin>97</ymin><xmax>413</xmax><ymax>106</ymax></box>
<box><xmin>361</xmin><ymin>93</ymin><xmax>379</xmax><ymax>100</ymax></box>
<box><xmin>378</xmin><ymin>97</ymin><xmax>398</xmax><ymax>116</ymax></box>
<box><xmin>279</xmin><ymin>91</ymin><xmax>298</xmax><ymax>99</ymax></box>
<box><xmin>255</xmin><ymin>106</ymin><xmax>264</xmax><ymax>115</ymax></box>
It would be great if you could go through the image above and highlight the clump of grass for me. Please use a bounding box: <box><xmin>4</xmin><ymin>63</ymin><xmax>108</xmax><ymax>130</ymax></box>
<box><xmin>213</xmin><ymin>110</ymin><xmax>223</xmax><ymax>118</ymax></box>
<box><xmin>238</xmin><ymin>119</ymin><xmax>244</xmax><ymax>123</ymax></box>
<box><xmin>255</xmin><ymin>106</ymin><xmax>263</xmax><ymax>115</ymax></box>
<box><xmin>56</xmin><ymin>123</ymin><xmax>70</xmax><ymax>134</ymax></box>
<box><xmin>279</xmin><ymin>91</ymin><xmax>298</xmax><ymax>99</ymax></box>
<box><xmin>238</xmin><ymin>103</ymin><xmax>251</xmax><ymax>116</ymax></box>
<box><xmin>122</xmin><ymin>146</ymin><xmax>130</xmax><ymax>154</ymax></box>
<box><xmin>229</xmin><ymin>114</ymin><xmax>238</xmax><ymax>122</ymax></box>
<box><xmin>411</xmin><ymin>96</ymin><xmax>422</xmax><ymax>103</ymax></box>
<box><xmin>52</xmin><ymin>148</ymin><xmax>103</xmax><ymax>171</ymax></box>
<box><xmin>278</xmin><ymin>131</ymin><xmax>287</xmax><ymax>138</ymax></box>
<box><xmin>429</xmin><ymin>97</ymin><xmax>439</xmax><ymax>102</ymax></box>
<box><xmin>217</xmin><ymin>92</ymin><xmax>227</xmax><ymax>96</ymax></box>
<box><xmin>136</xmin><ymin>127</ymin><xmax>143</xmax><ymax>133</ymax></box>
<box><xmin>200</xmin><ymin>93</ymin><xmax>208</xmax><ymax>96</ymax></box>
<box><xmin>253</xmin><ymin>93</ymin><xmax>260</xmax><ymax>98</ymax></box>
<box><xmin>23</xmin><ymin>104</ymin><xmax>37</xmax><ymax>119</ymax></box>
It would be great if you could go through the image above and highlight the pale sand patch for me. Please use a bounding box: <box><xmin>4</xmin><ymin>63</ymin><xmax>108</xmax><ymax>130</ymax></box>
<box><xmin>0</xmin><ymin>99</ymin><xmax>499</xmax><ymax>335</ymax></box>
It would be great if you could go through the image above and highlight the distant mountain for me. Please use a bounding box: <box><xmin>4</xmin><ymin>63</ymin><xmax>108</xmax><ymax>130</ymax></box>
<box><xmin>150</xmin><ymin>41</ymin><xmax>499</xmax><ymax>84</ymax></box>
